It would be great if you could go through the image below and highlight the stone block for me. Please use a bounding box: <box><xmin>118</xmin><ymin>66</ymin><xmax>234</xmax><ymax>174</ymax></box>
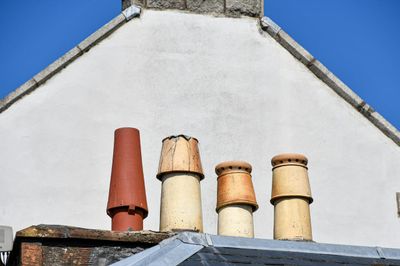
<box><xmin>33</xmin><ymin>47</ymin><xmax>82</xmax><ymax>85</ymax></box>
<box><xmin>277</xmin><ymin>30</ymin><xmax>314</xmax><ymax>65</ymax></box>
<box><xmin>78</xmin><ymin>14</ymin><xmax>126</xmax><ymax>52</ymax></box>
<box><xmin>187</xmin><ymin>0</ymin><xmax>224</xmax><ymax>14</ymax></box>
<box><xmin>305</xmin><ymin>51</ymin><xmax>400</xmax><ymax>146</ymax></box>
<box><xmin>147</xmin><ymin>0</ymin><xmax>186</xmax><ymax>10</ymax></box>
<box><xmin>308</xmin><ymin>60</ymin><xmax>362</xmax><ymax>108</ymax></box>
<box><xmin>122</xmin><ymin>0</ymin><xmax>145</xmax><ymax>9</ymax></box>
<box><xmin>226</xmin><ymin>0</ymin><xmax>261</xmax><ymax>17</ymax></box>
<box><xmin>369</xmin><ymin>112</ymin><xmax>400</xmax><ymax>146</ymax></box>
<box><xmin>0</xmin><ymin>78</ymin><xmax>38</xmax><ymax>113</ymax></box>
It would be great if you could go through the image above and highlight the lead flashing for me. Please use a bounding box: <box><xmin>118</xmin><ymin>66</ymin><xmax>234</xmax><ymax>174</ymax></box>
<box><xmin>260</xmin><ymin>16</ymin><xmax>281</xmax><ymax>36</ymax></box>
<box><xmin>207</xmin><ymin>233</ymin><xmax>400</xmax><ymax>260</ymax></box>
<box><xmin>123</xmin><ymin>5</ymin><xmax>142</xmax><ymax>20</ymax></box>
<box><xmin>174</xmin><ymin>231</ymin><xmax>211</xmax><ymax>246</ymax></box>
<box><xmin>260</xmin><ymin>16</ymin><xmax>400</xmax><ymax>146</ymax></box>
<box><xmin>0</xmin><ymin>6</ymin><xmax>141</xmax><ymax>114</ymax></box>
<box><xmin>208</xmin><ymin>234</ymin><xmax>400</xmax><ymax>260</ymax></box>
<box><xmin>112</xmin><ymin>233</ymin><xmax>208</xmax><ymax>266</ymax></box>
<box><xmin>113</xmin><ymin>232</ymin><xmax>400</xmax><ymax>265</ymax></box>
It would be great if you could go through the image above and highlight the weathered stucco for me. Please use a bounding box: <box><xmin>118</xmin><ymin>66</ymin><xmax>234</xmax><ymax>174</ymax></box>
<box><xmin>1</xmin><ymin>9</ymin><xmax>399</xmax><ymax>247</ymax></box>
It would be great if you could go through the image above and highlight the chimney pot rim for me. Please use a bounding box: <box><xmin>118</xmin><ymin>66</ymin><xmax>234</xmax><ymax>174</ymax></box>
<box><xmin>270</xmin><ymin>195</ymin><xmax>313</xmax><ymax>204</ymax></box>
<box><xmin>107</xmin><ymin>205</ymin><xmax>148</xmax><ymax>218</ymax></box>
<box><xmin>215</xmin><ymin>161</ymin><xmax>252</xmax><ymax>175</ymax></box>
<box><xmin>216</xmin><ymin>200</ymin><xmax>259</xmax><ymax>212</ymax></box>
<box><xmin>271</xmin><ymin>153</ymin><xmax>308</xmax><ymax>167</ymax></box>
<box><xmin>162</xmin><ymin>134</ymin><xmax>198</xmax><ymax>142</ymax></box>
<box><xmin>114</xmin><ymin>127</ymin><xmax>140</xmax><ymax>133</ymax></box>
<box><xmin>156</xmin><ymin>170</ymin><xmax>204</xmax><ymax>180</ymax></box>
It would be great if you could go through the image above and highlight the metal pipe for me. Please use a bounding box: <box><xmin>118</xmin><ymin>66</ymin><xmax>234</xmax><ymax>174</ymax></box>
<box><xmin>106</xmin><ymin>128</ymin><xmax>148</xmax><ymax>231</ymax></box>
<box><xmin>270</xmin><ymin>153</ymin><xmax>313</xmax><ymax>241</ymax></box>
<box><xmin>157</xmin><ymin>135</ymin><xmax>204</xmax><ymax>232</ymax></box>
<box><xmin>216</xmin><ymin>161</ymin><xmax>258</xmax><ymax>237</ymax></box>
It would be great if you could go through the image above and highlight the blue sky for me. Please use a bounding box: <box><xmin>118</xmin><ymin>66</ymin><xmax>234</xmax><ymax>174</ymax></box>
<box><xmin>0</xmin><ymin>0</ymin><xmax>399</xmax><ymax>129</ymax></box>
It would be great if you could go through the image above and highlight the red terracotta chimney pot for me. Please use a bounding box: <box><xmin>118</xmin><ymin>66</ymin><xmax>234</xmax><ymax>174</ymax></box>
<box><xmin>106</xmin><ymin>127</ymin><xmax>148</xmax><ymax>231</ymax></box>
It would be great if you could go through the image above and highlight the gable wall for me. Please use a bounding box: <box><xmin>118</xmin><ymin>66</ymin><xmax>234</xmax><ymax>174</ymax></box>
<box><xmin>1</xmin><ymin>10</ymin><xmax>399</xmax><ymax>247</ymax></box>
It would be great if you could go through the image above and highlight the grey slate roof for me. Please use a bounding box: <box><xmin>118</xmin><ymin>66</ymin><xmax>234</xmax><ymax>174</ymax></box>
<box><xmin>1</xmin><ymin>3</ymin><xmax>399</xmax><ymax>146</ymax></box>
<box><xmin>112</xmin><ymin>232</ymin><xmax>400</xmax><ymax>266</ymax></box>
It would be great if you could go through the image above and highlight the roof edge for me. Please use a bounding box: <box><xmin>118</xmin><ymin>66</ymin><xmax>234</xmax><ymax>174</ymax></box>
<box><xmin>208</xmin><ymin>234</ymin><xmax>400</xmax><ymax>260</ymax></box>
<box><xmin>260</xmin><ymin>17</ymin><xmax>400</xmax><ymax>147</ymax></box>
<box><xmin>0</xmin><ymin>5</ymin><xmax>141</xmax><ymax>114</ymax></box>
<box><xmin>112</xmin><ymin>233</ymin><xmax>207</xmax><ymax>266</ymax></box>
<box><xmin>111</xmin><ymin>232</ymin><xmax>400</xmax><ymax>265</ymax></box>
<box><xmin>16</xmin><ymin>224</ymin><xmax>172</xmax><ymax>244</ymax></box>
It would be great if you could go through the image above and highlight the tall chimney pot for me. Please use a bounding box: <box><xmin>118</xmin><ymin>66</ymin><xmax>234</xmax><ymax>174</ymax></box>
<box><xmin>216</xmin><ymin>161</ymin><xmax>258</xmax><ymax>238</ymax></box>
<box><xmin>270</xmin><ymin>153</ymin><xmax>313</xmax><ymax>241</ymax></box>
<box><xmin>107</xmin><ymin>128</ymin><xmax>148</xmax><ymax>231</ymax></box>
<box><xmin>157</xmin><ymin>135</ymin><xmax>204</xmax><ymax>232</ymax></box>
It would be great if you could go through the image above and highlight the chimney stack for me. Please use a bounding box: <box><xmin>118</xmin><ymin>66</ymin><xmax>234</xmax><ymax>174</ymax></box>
<box><xmin>216</xmin><ymin>161</ymin><xmax>258</xmax><ymax>238</ymax></box>
<box><xmin>270</xmin><ymin>153</ymin><xmax>313</xmax><ymax>241</ymax></box>
<box><xmin>107</xmin><ymin>128</ymin><xmax>148</xmax><ymax>231</ymax></box>
<box><xmin>157</xmin><ymin>135</ymin><xmax>204</xmax><ymax>232</ymax></box>
<box><xmin>121</xmin><ymin>0</ymin><xmax>262</xmax><ymax>18</ymax></box>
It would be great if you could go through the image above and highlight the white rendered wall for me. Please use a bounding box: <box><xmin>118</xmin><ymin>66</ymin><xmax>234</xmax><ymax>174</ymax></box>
<box><xmin>0</xmin><ymin>10</ymin><xmax>399</xmax><ymax>247</ymax></box>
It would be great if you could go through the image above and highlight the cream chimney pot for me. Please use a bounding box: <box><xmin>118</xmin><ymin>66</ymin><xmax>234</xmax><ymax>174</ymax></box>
<box><xmin>157</xmin><ymin>135</ymin><xmax>204</xmax><ymax>232</ymax></box>
<box><xmin>270</xmin><ymin>153</ymin><xmax>313</xmax><ymax>241</ymax></box>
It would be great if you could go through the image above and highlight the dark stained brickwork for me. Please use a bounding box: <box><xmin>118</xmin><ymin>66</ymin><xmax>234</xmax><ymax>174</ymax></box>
<box><xmin>8</xmin><ymin>225</ymin><xmax>172</xmax><ymax>266</ymax></box>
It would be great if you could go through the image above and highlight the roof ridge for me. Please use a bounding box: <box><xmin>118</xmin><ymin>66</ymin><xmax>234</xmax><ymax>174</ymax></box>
<box><xmin>260</xmin><ymin>16</ymin><xmax>400</xmax><ymax>146</ymax></box>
